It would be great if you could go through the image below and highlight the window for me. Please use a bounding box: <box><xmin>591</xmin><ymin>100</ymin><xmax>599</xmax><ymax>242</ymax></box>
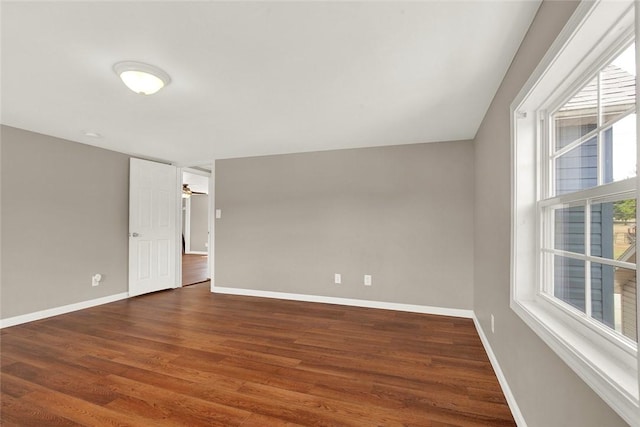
<box><xmin>541</xmin><ymin>42</ymin><xmax>637</xmax><ymax>343</ymax></box>
<box><xmin>511</xmin><ymin>1</ymin><xmax>639</xmax><ymax>424</ymax></box>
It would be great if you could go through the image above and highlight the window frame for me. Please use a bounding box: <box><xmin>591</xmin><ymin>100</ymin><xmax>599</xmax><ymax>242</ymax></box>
<box><xmin>510</xmin><ymin>1</ymin><xmax>639</xmax><ymax>424</ymax></box>
<box><xmin>539</xmin><ymin>185</ymin><xmax>637</xmax><ymax>343</ymax></box>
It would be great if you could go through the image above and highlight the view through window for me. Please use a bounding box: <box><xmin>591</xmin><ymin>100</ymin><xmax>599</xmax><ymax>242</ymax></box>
<box><xmin>545</xmin><ymin>42</ymin><xmax>637</xmax><ymax>342</ymax></box>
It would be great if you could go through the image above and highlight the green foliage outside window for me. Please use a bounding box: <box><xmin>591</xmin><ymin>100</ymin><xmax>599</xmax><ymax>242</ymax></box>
<box><xmin>613</xmin><ymin>199</ymin><xmax>636</xmax><ymax>222</ymax></box>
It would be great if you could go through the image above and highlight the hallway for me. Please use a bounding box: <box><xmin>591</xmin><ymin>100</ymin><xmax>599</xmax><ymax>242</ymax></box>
<box><xmin>182</xmin><ymin>254</ymin><xmax>208</xmax><ymax>286</ymax></box>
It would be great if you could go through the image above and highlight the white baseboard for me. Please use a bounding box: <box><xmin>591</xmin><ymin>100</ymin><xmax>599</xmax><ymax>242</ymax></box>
<box><xmin>211</xmin><ymin>286</ymin><xmax>474</xmax><ymax>318</ymax></box>
<box><xmin>473</xmin><ymin>314</ymin><xmax>527</xmax><ymax>427</ymax></box>
<box><xmin>185</xmin><ymin>251</ymin><xmax>208</xmax><ymax>255</ymax></box>
<box><xmin>0</xmin><ymin>292</ymin><xmax>129</xmax><ymax>329</ymax></box>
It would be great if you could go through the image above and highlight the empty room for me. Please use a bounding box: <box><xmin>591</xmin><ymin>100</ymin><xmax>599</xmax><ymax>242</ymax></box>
<box><xmin>1</xmin><ymin>1</ymin><xmax>639</xmax><ymax>426</ymax></box>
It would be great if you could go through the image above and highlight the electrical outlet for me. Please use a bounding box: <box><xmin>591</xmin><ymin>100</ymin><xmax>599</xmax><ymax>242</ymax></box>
<box><xmin>92</xmin><ymin>273</ymin><xmax>102</xmax><ymax>287</ymax></box>
<box><xmin>491</xmin><ymin>314</ymin><xmax>495</xmax><ymax>334</ymax></box>
<box><xmin>334</xmin><ymin>273</ymin><xmax>341</xmax><ymax>284</ymax></box>
<box><xmin>364</xmin><ymin>275</ymin><xmax>372</xmax><ymax>286</ymax></box>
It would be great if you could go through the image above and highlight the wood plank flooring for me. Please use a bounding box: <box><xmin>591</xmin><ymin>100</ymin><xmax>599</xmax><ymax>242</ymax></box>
<box><xmin>182</xmin><ymin>254</ymin><xmax>209</xmax><ymax>286</ymax></box>
<box><xmin>0</xmin><ymin>283</ymin><xmax>515</xmax><ymax>426</ymax></box>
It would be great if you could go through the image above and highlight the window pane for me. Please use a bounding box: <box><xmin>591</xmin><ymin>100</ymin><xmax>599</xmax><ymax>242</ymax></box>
<box><xmin>554</xmin><ymin>255</ymin><xmax>585</xmax><ymax>313</ymax></box>
<box><xmin>590</xmin><ymin>262</ymin><xmax>615</xmax><ymax>328</ymax></box>
<box><xmin>591</xmin><ymin>262</ymin><xmax>637</xmax><ymax>342</ymax></box>
<box><xmin>590</xmin><ymin>199</ymin><xmax>636</xmax><ymax>260</ymax></box>
<box><xmin>602</xmin><ymin>114</ymin><xmax>637</xmax><ymax>184</ymax></box>
<box><xmin>554</xmin><ymin>206</ymin><xmax>585</xmax><ymax>253</ymax></box>
<box><xmin>554</xmin><ymin>77</ymin><xmax>597</xmax><ymax>151</ymax></box>
<box><xmin>555</xmin><ymin>136</ymin><xmax>598</xmax><ymax>195</ymax></box>
<box><xmin>601</xmin><ymin>43</ymin><xmax>636</xmax><ymax>125</ymax></box>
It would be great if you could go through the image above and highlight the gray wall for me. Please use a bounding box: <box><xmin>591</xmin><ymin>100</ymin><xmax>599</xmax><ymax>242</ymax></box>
<box><xmin>1</xmin><ymin>126</ymin><xmax>130</xmax><ymax>319</ymax></box>
<box><xmin>473</xmin><ymin>1</ymin><xmax>628</xmax><ymax>426</ymax></box>
<box><xmin>215</xmin><ymin>141</ymin><xmax>474</xmax><ymax>309</ymax></box>
<box><xmin>189</xmin><ymin>194</ymin><xmax>209</xmax><ymax>253</ymax></box>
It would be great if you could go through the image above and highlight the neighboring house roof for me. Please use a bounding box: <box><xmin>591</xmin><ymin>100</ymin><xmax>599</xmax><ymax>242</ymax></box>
<box><xmin>555</xmin><ymin>64</ymin><xmax>636</xmax><ymax>121</ymax></box>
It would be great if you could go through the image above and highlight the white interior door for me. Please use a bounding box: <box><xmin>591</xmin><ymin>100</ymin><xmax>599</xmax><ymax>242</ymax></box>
<box><xmin>129</xmin><ymin>158</ymin><xmax>178</xmax><ymax>297</ymax></box>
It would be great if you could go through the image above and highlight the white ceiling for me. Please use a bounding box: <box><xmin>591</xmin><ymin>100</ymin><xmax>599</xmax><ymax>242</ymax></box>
<box><xmin>1</xmin><ymin>1</ymin><xmax>541</xmax><ymax>165</ymax></box>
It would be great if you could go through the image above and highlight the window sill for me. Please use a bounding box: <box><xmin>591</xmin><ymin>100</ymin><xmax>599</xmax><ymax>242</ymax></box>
<box><xmin>511</xmin><ymin>297</ymin><xmax>639</xmax><ymax>425</ymax></box>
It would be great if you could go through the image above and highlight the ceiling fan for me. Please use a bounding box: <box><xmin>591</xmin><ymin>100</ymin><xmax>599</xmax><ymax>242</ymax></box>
<box><xmin>182</xmin><ymin>184</ymin><xmax>206</xmax><ymax>199</ymax></box>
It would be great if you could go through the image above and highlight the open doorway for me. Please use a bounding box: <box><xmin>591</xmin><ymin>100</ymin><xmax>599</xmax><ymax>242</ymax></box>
<box><xmin>181</xmin><ymin>167</ymin><xmax>211</xmax><ymax>286</ymax></box>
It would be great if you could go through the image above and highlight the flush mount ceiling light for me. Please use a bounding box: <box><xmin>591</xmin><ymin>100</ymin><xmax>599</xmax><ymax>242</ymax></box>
<box><xmin>113</xmin><ymin>61</ymin><xmax>171</xmax><ymax>95</ymax></box>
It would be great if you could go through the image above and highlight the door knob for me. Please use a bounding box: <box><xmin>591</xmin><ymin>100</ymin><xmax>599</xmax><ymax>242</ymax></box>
<box><xmin>130</xmin><ymin>232</ymin><xmax>140</xmax><ymax>237</ymax></box>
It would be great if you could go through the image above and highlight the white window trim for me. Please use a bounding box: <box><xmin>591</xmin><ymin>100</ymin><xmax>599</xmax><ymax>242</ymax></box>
<box><xmin>510</xmin><ymin>1</ymin><xmax>640</xmax><ymax>425</ymax></box>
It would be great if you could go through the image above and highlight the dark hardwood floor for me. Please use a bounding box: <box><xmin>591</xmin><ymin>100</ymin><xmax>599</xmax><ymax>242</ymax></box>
<box><xmin>0</xmin><ymin>283</ymin><xmax>515</xmax><ymax>426</ymax></box>
<box><xmin>182</xmin><ymin>254</ymin><xmax>209</xmax><ymax>286</ymax></box>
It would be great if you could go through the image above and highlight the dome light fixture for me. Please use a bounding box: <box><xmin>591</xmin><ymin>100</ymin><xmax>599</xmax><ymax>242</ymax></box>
<box><xmin>113</xmin><ymin>61</ymin><xmax>171</xmax><ymax>95</ymax></box>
